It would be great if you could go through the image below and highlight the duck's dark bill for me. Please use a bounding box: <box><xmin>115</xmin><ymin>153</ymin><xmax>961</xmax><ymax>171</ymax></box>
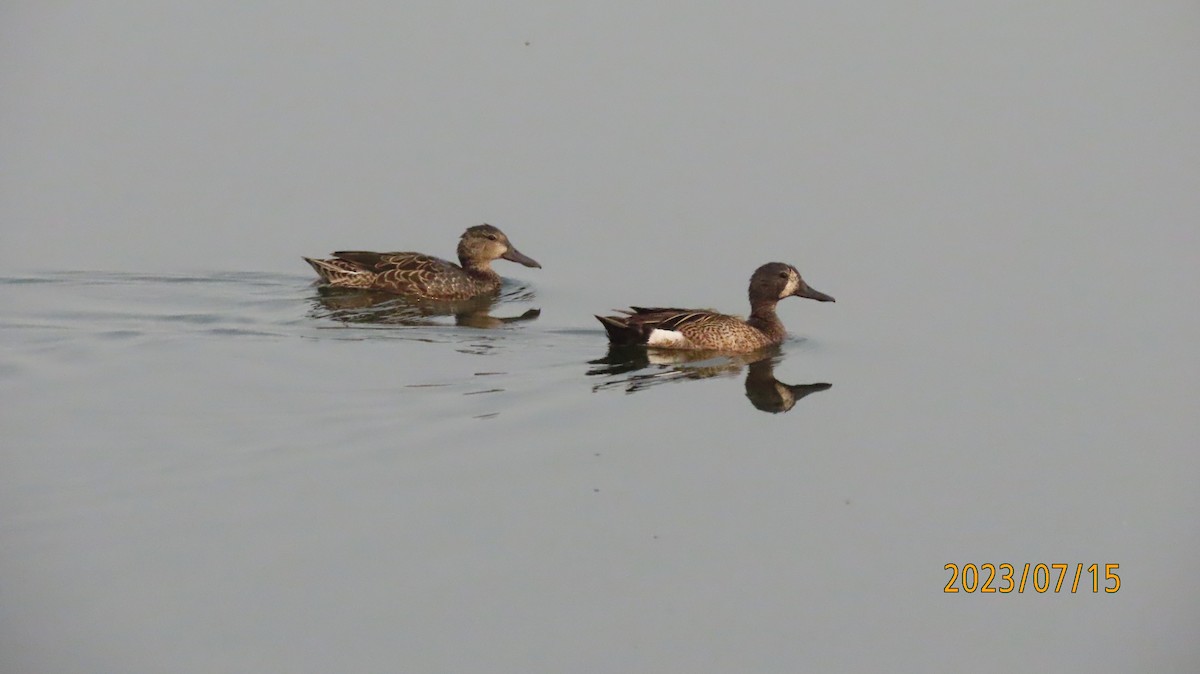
<box><xmin>796</xmin><ymin>285</ymin><xmax>835</xmax><ymax>302</ymax></box>
<box><xmin>502</xmin><ymin>248</ymin><xmax>542</xmax><ymax>268</ymax></box>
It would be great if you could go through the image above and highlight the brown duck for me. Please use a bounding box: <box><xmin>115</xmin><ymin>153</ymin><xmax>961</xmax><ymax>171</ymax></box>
<box><xmin>596</xmin><ymin>262</ymin><xmax>834</xmax><ymax>352</ymax></box>
<box><xmin>303</xmin><ymin>224</ymin><xmax>541</xmax><ymax>300</ymax></box>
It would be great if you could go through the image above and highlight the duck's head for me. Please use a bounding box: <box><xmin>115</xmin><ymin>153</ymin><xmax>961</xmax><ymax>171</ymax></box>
<box><xmin>750</xmin><ymin>262</ymin><xmax>835</xmax><ymax>304</ymax></box>
<box><xmin>458</xmin><ymin>224</ymin><xmax>541</xmax><ymax>269</ymax></box>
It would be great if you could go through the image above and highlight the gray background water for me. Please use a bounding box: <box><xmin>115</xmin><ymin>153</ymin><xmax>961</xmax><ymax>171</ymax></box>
<box><xmin>3</xmin><ymin>3</ymin><xmax>1198</xmax><ymax>672</ymax></box>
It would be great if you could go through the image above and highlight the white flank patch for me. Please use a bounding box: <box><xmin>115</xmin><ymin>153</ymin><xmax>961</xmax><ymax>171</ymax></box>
<box><xmin>647</xmin><ymin>329</ymin><xmax>688</xmax><ymax>348</ymax></box>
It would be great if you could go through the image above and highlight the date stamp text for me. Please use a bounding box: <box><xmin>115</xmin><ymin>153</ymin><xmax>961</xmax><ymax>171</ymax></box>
<box><xmin>944</xmin><ymin>563</ymin><xmax>1120</xmax><ymax>594</ymax></box>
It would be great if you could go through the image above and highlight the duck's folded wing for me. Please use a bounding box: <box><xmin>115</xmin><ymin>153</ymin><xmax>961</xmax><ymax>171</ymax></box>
<box><xmin>627</xmin><ymin>307</ymin><xmax>723</xmax><ymax>331</ymax></box>
<box><xmin>331</xmin><ymin>251</ymin><xmax>441</xmax><ymax>272</ymax></box>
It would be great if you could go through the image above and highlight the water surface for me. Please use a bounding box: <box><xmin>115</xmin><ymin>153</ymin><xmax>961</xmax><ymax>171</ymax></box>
<box><xmin>3</xmin><ymin>266</ymin><xmax>1196</xmax><ymax>672</ymax></box>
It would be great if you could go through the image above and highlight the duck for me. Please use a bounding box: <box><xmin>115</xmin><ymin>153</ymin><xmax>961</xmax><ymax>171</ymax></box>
<box><xmin>596</xmin><ymin>262</ymin><xmax>834</xmax><ymax>352</ymax></box>
<box><xmin>303</xmin><ymin>224</ymin><xmax>540</xmax><ymax>300</ymax></box>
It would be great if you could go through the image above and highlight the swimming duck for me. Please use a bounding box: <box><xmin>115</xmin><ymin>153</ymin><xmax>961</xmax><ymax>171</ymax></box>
<box><xmin>596</xmin><ymin>262</ymin><xmax>834</xmax><ymax>352</ymax></box>
<box><xmin>303</xmin><ymin>224</ymin><xmax>541</xmax><ymax>300</ymax></box>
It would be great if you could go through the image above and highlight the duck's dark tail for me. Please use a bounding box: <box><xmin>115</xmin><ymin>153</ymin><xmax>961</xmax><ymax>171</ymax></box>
<box><xmin>595</xmin><ymin>314</ymin><xmax>647</xmax><ymax>346</ymax></box>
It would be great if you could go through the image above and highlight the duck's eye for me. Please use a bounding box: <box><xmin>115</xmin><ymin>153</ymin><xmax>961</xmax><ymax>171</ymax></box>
<box><xmin>486</xmin><ymin>234</ymin><xmax>498</xmax><ymax>241</ymax></box>
<box><xmin>778</xmin><ymin>272</ymin><xmax>789</xmax><ymax>279</ymax></box>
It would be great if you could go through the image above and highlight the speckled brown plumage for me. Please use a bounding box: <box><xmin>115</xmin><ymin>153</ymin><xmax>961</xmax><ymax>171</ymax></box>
<box><xmin>596</xmin><ymin>262</ymin><xmax>834</xmax><ymax>352</ymax></box>
<box><xmin>303</xmin><ymin>224</ymin><xmax>541</xmax><ymax>300</ymax></box>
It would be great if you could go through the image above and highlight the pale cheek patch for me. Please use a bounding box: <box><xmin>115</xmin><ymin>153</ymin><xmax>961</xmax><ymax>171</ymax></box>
<box><xmin>780</xmin><ymin>274</ymin><xmax>800</xmax><ymax>298</ymax></box>
<box><xmin>647</xmin><ymin>329</ymin><xmax>689</xmax><ymax>348</ymax></box>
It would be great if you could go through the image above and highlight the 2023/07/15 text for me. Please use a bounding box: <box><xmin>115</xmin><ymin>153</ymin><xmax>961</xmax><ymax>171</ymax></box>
<box><xmin>944</xmin><ymin>563</ymin><xmax>1120</xmax><ymax>594</ymax></box>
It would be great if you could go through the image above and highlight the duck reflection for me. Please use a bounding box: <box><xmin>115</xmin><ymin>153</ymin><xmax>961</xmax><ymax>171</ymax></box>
<box><xmin>587</xmin><ymin>346</ymin><xmax>831</xmax><ymax>414</ymax></box>
<box><xmin>308</xmin><ymin>285</ymin><xmax>540</xmax><ymax>328</ymax></box>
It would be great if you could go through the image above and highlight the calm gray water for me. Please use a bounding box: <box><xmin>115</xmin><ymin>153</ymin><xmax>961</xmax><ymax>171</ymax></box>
<box><xmin>3</xmin><ymin>3</ymin><xmax>1199</xmax><ymax>673</ymax></box>
<box><xmin>3</xmin><ymin>251</ymin><xmax>1197</xmax><ymax>672</ymax></box>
